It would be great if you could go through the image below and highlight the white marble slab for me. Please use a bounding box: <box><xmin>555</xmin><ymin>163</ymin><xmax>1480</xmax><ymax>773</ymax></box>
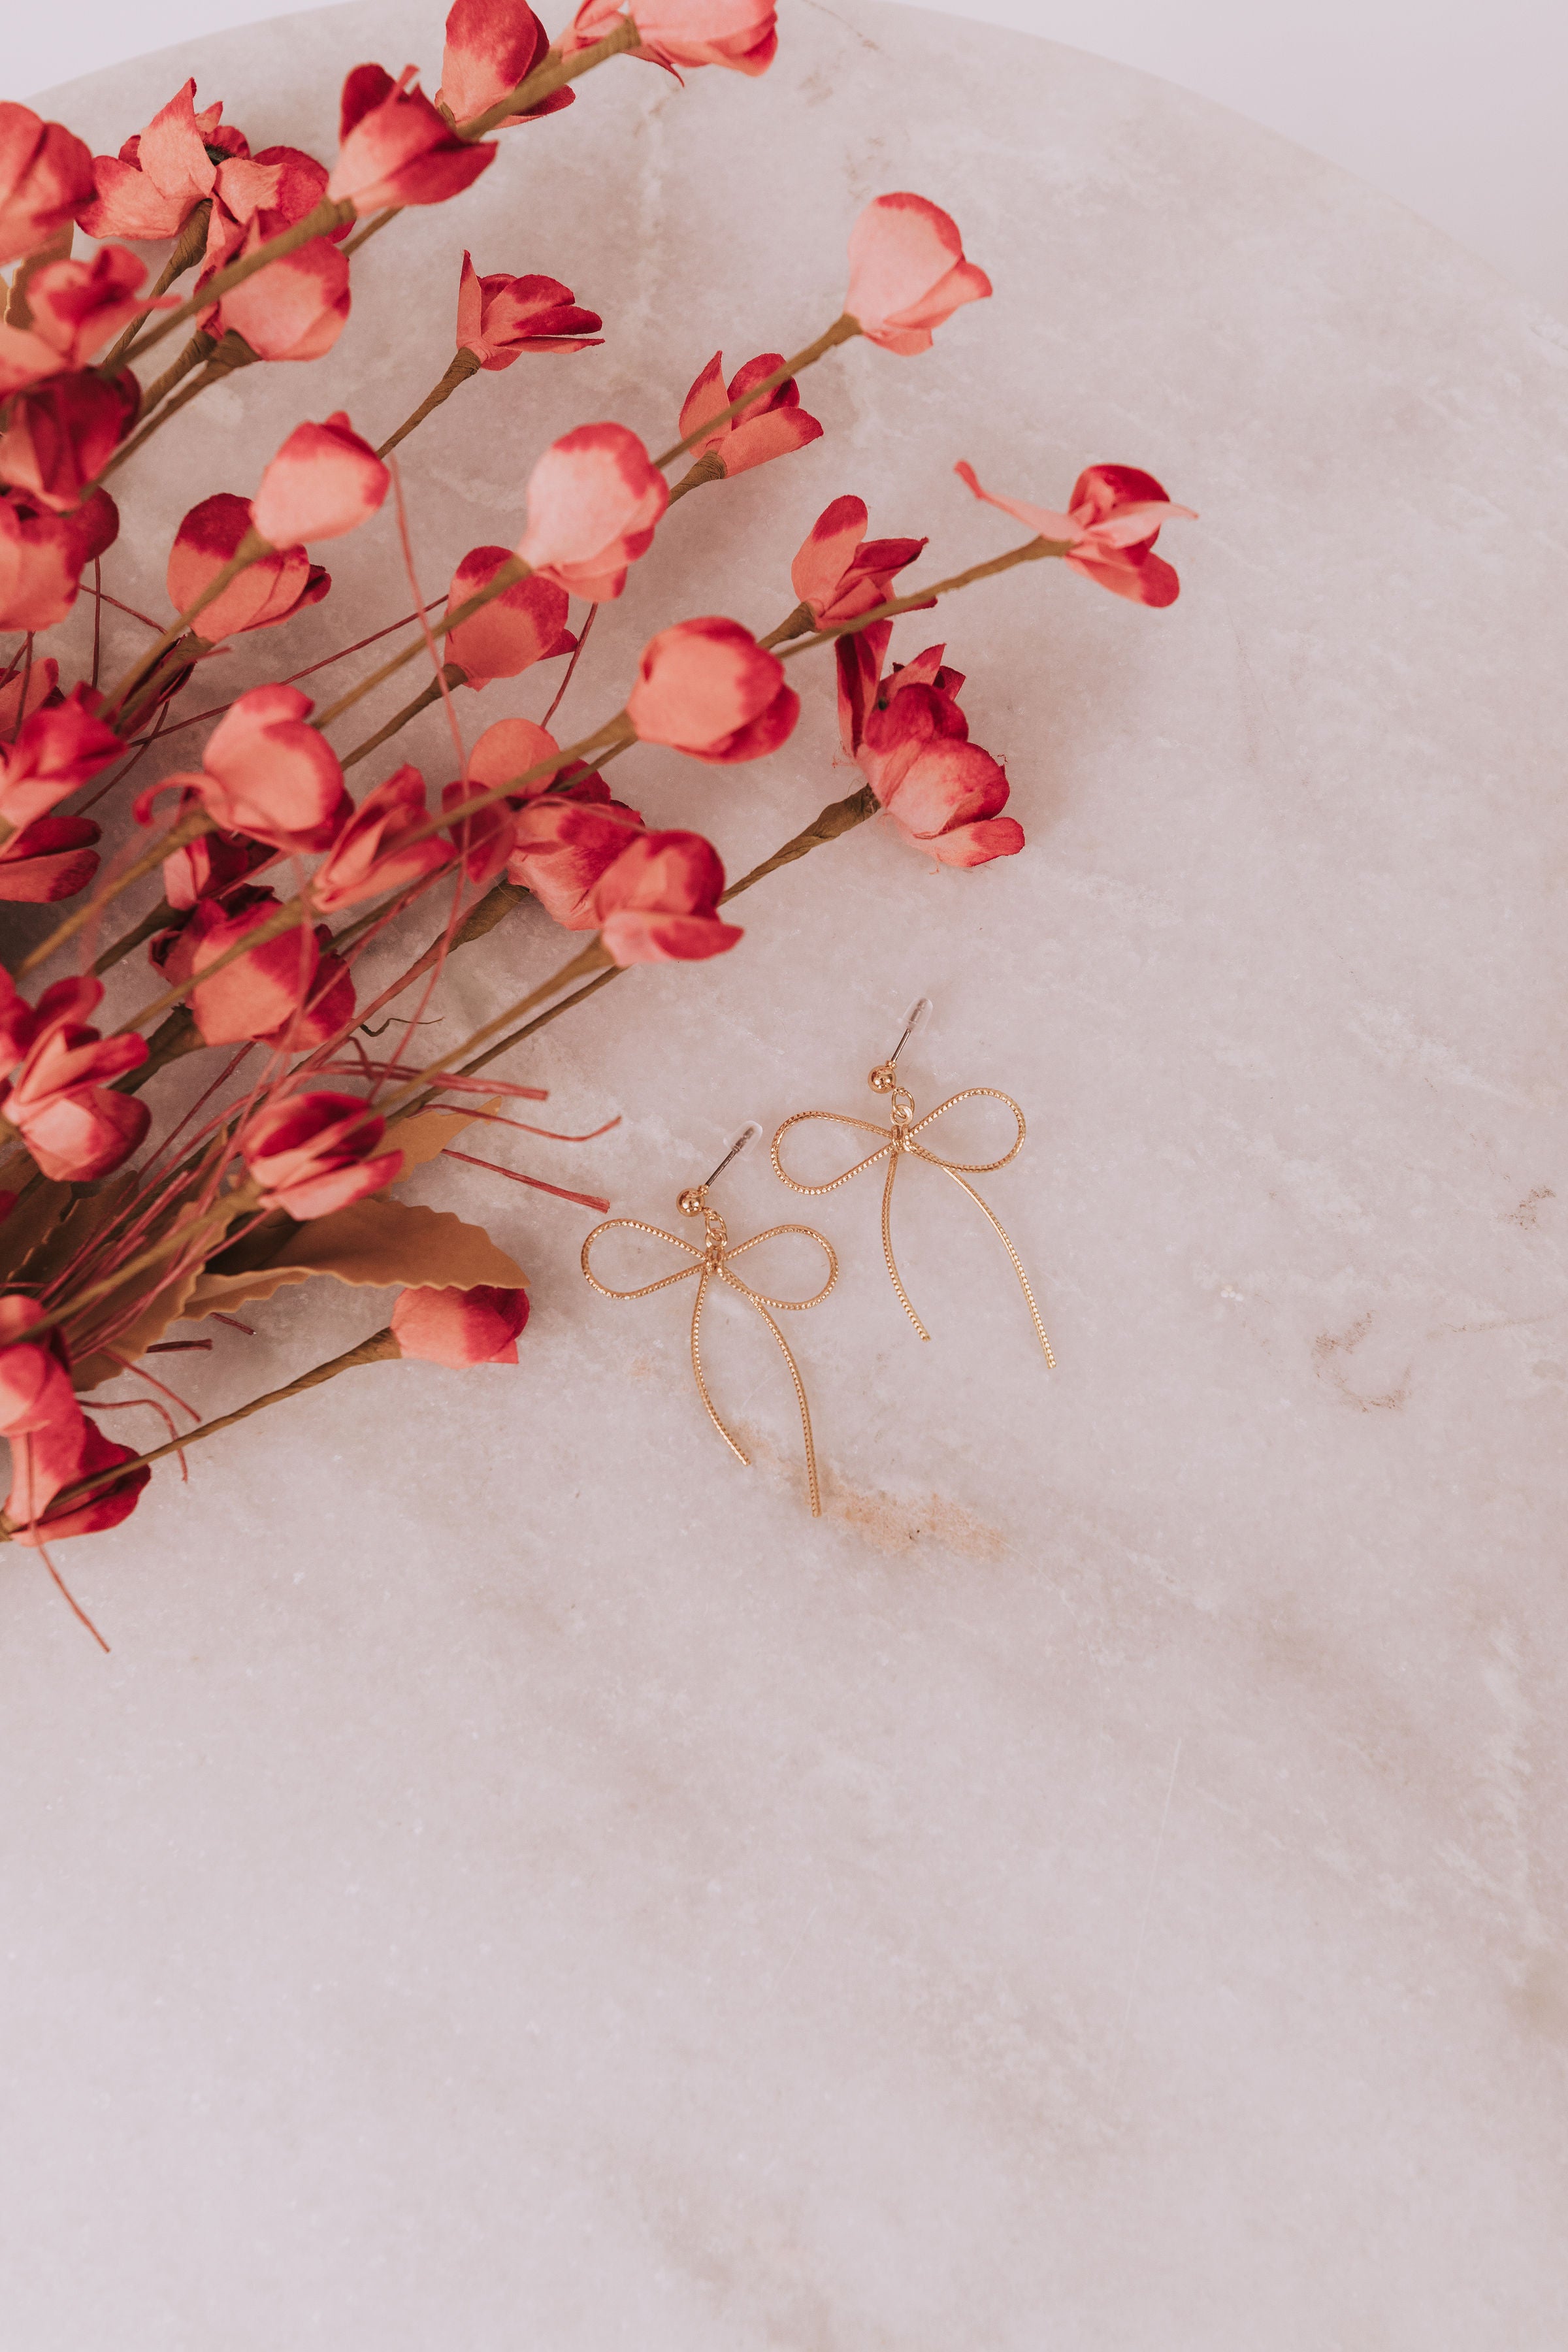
<box><xmin>3</xmin><ymin>3</ymin><xmax>1566</xmax><ymax>2343</ymax></box>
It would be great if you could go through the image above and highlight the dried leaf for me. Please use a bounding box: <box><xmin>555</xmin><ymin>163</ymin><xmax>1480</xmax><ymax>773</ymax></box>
<box><xmin>387</xmin><ymin>1098</ymin><xmax>500</xmax><ymax>1172</ymax></box>
<box><xmin>72</xmin><ymin>1268</ymin><xmax>201</xmax><ymax>1392</ymax></box>
<box><xmin>184</xmin><ymin>1194</ymin><xmax>527</xmax><ymax>1320</ymax></box>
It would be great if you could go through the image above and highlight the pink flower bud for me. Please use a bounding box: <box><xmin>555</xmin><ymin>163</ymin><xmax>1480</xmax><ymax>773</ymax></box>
<box><xmin>626</xmin><ymin>616</ymin><xmax>798</xmax><ymax>763</ymax></box>
<box><xmin>250</xmin><ymin>410</ymin><xmax>389</xmax><ymax>546</ymax></box>
<box><xmin>5</xmin><ymin>1407</ymin><xmax>150</xmax><ymax>1546</ymax></box>
<box><xmin>440</xmin><ymin>0</ymin><xmax>574</xmax><ymax>126</ymax></box>
<box><xmin>455</xmin><ymin>250</ymin><xmax>602</xmax><ymax>367</ymax></box>
<box><xmin>791</xmin><ymin>493</ymin><xmax>928</xmax><ymax>626</ymax></box>
<box><xmin>391</xmin><ymin>1282</ymin><xmax>530</xmax><ymax>1365</ymax></box>
<box><xmin>0</xmin><ymin>246</ymin><xmax>166</xmax><ymax>396</ymax></box>
<box><xmin>202</xmin><ymin>144</ymin><xmax>336</xmax><ymax>277</ymax></box>
<box><xmin>165</xmin><ymin>683</ymin><xmax>351</xmax><ymax>853</ymax></box>
<box><xmin>183</xmin><ymin>894</ymin><xmax>321</xmax><ymax>1046</ymax></box>
<box><xmin>0</xmin><ymin>484</ymin><xmax>116</xmax><ymax>632</ymax></box>
<box><xmin>507</xmin><ymin>790</ymin><xmax>645</xmax><ymax>929</ymax></box>
<box><xmin>0</xmin><ymin>689</ymin><xmax>121</xmax><ymax>835</ymax></box>
<box><xmin>515</xmin><ymin>421</ymin><xmax>666</xmax><ymax>602</ymax></box>
<box><xmin>845</xmin><ymin>193</ymin><xmax>990</xmax><ymax>355</ymax></box>
<box><xmin>242</xmin><ymin>1091</ymin><xmax>404</xmax><ymax>1220</ymax></box>
<box><xmin>0</xmin><ymin>975</ymin><xmax>149</xmax><ymax>1182</ymax></box>
<box><xmin>309</xmin><ymin>764</ymin><xmax>451</xmax><ymax>913</ymax></box>
<box><xmin>0</xmin><ymin>103</ymin><xmax>95</xmax><ymax>265</ymax></box>
<box><xmin>0</xmin><ymin>1296</ymin><xmax>76</xmax><ymax>1437</ymax></box>
<box><xmin>444</xmin><ymin>547</ymin><xmax>574</xmax><ymax>687</ymax></box>
<box><xmin>74</xmin><ymin>80</ymin><xmax>238</xmax><ymax>243</ymax></box>
<box><xmin>591</xmin><ymin>829</ymin><xmax>743</xmax><ymax>965</ymax></box>
<box><xmin>0</xmin><ymin>370</ymin><xmax>137</xmax><ymax>513</ymax></box>
<box><xmin>954</xmin><ymin>459</ymin><xmax>1196</xmax><ymax>607</ymax></box>
<box><xmin>168</xmin><ymin>493</ymin><xmax>331</xmax><ymax>642</ymax></box>
<box><xmin>0</xmin><ymin>816</ymin><xmax>101</xmax><ymax>902</ymax></box>
<box><xmin>327</xmin><ymin>63</ymin><xmax>497</xmax><ymax>214</ymax></box>
<box><xmin>564</xmin><ymin>0</ymin><xmax>777</xmax><ymax>76</ymax></box>
<box><xmin>676</xmin><ymin>350</ymin><xmax>821</xmax><ymax>478</ymax></box>
<box><xmin>466</xmin><ymin>714</ymin><xmax>568</xmax><ymax>796</ymax></box>
<box><xmin>212</xmin><ymin>233</ymin><xmax>351</xmax><ymax>363</ymax></box>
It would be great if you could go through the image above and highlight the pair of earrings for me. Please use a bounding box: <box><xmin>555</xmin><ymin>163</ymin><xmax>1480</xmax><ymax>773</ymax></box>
<box><xmin>580</xmin><ymin>1002</ymin><xmax>1054</xmax><ymax>1516</ymax></box>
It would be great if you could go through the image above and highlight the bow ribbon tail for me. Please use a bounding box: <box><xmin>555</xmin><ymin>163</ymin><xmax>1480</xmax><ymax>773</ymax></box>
<box><xmin>690</xmin><ymin>1264</ymin><xmax>751</xmax><ymax>1469</ymax></box>
<box><xmin>881</xmin><ymin>1150</ymin><xmax>930</xmax><ymax>1343</ymax></box>
<box><xmin>718</xmin><ymin>1266</ymin><xmax>823</xmax><ymax>1517</ymax></box>
<box><xmin>928</xmin><ymin>1160</ymin><xmax>1055</xmax><ymax>1368</ymax></box>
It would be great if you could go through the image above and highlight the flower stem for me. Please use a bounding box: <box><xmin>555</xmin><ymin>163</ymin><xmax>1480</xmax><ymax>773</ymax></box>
<box><xmin>779</xmin><ymin>535</ymin><xmax>1066</xmax><ymax>656</ymax></box>
<box><xmin>313</xmin><ymin>560</ymin><xmax>527</xmax><ymax>729</ymax></box>
<box><xmin>101</xmin><ymin>333</ymin><xmax>256</xmax><ymax>486</ymax></box>
<box><xmin>104</xmin><ymin>527</ymin><xmax>270</xmax><ymax>718</ymax></box>
<box><xmin>377</xmin><ymin>347</ymin><xmax>482</xmax><ymax>459</ymax></box>
<box><xmin>100</xmin><ymin>200</ymin><xmax>214</xmax><ymax>372</ymax></box>
<box><xmin>459</xmin><ymin>21</ymin><xmax>642</xmax><ymax>137</ymax></box>
<box><xmin>341</xmin><ymin>665</ymin><xmax>465</xmax><ymax>769</ymax></box>
<box><xmin>5</xmin><ymin>1326</ymin><xmax>401</xmax><ymax>1534</ymax></box>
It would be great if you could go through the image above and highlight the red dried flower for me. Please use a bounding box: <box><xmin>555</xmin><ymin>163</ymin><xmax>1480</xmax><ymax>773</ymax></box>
<box><xmin>167</xmin><ymin>493</ymin><xmax>330</xmax><ymax>642</ymax></box>
<box><xmin>309</xmin><ymin>764</ymin><xmax>451</xmax><ymax>912</ymax></box>
<box><xmin>0</xmin><ymin>975</ymin><xmax>150</xmax><ymax>1181</ymax></box>
<box><xmin>626</xmin><ymin>615</ymin><xmax>798</xmax><ymax>762</ymax></box>
<box><xmin>391</xmin><ymin>1281</ymin><xmax>530</xmax><ymax>1364</ymax></box>
<box><xmin>444</xmin><ymin>546</ymin><xmax>574</xmax><ymax>687</ymax></box>
<box><xmin>327</xmin><ymin>64</ymin><xmax>497</xmax><ymax>214</ymax></box>
<box><xmin>0</xmin><ymin>485</ymin><xmax>117</xmax><ymax>632</ymax></box>
<box><xmin>955</xmin><ymin>459</ymin><xmax>1196</xmax><ymax>607</ymax></box>
<box><xmin>0</xmin><ymin>246</ymin><xmax>165</xmax><ymax>396</ymax></box>
<box><xmin>6</xmin><ymin>1406</ymin><xmax>150</xmax><ymax>1545</ymax></box>
<box><xmin>440</xmin><ymin>0</ymin><xmax>576</xmax><ymax>124</ymax></box>
<box><xmin>76</xmin><ymin>80</ymin><xmax>244</xmax><ymax>242</ymax></box>
<box><xmin>210</xmin><ymin>231</ymin><xmax>351</xmax><ymax>363</ymax></box>
<box><xmin>455</xmin><ymin>251</ymin><xmax>602</xmax><ymax>367</ymax></box>
<box><xmin>0</xmin><ymin>689</ymin><xmax>122</xmax><ymax>834</ymax></box>
<box><xmin>791</xmin><ymin>493</ymin><xmax>927</xmax><ymax>626</ymax></box>
<box><xmin>0</xmin><ymin>103</ymin><xmax>95</xmax><ymax>265</ymax></box>
<box><xmin>845</xmin><ymin>193</ymin><xmax>990</xmax><ymax>355</ymax></box>
<box><xmin>0</xmin><ymin>370</ymin><xmax>138</xmax><ymax>514</ymax></box>
<box><xmin>151</xmin><ymin>683</ymin><xmax>351</xmax><ymax>853</ymax></box>
<box><xmin>591</xmin><ymin>829</ymin><xmax>743</xmax><ymax>964</ymax></box>
<box><xmin>515</xmin><ymin>421</ymin><xmax>667</xmax><ymax>601</ymax></box>
<box><xmin>564</xmin><ymin>0</ymin><xmax>777</xmax><ymax>77</ymax></box>
<box><xmin>241</xmin><ymin>1090</ymin><xmax>404</xmax><ymax>1219</ymax></box>
<box><xmin>250</xmin><ymin>410</ymin><xmax>389</xmax><ymax>546</ymax></box>
<box><xmin>676</xmin><ymin>350</ymin><xmax>821</xmax><ymax>478</ymax></box>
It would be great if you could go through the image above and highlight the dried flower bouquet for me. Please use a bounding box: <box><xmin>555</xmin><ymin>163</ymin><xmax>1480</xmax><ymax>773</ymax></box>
<box><xmin>0</xmin><ymin>0</ymin><xmax>1192</xmax><ymax>1634</ymax></box>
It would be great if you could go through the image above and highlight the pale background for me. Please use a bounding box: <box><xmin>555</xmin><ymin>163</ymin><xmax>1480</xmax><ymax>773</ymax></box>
<box><xmin>5</xmin><ymin>1</ymin><xmax>1567</xmax><ymax>2345</ymax></box>
<box><xmin>15</xmin><ymin>0</ymin><xmax>1568</xmax><ymax>312</ymax></box>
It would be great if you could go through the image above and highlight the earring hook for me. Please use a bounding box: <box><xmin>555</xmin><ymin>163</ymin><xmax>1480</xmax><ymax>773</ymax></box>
<box><xmin>679</xmin><ymin>1121</ymin><xmax>760</xmax><ymax>1215</ymax></box>
<box><xmin>870</xmin><ymin>997</ymin><xmax>931</xmax><ymax>1093</ymax></box>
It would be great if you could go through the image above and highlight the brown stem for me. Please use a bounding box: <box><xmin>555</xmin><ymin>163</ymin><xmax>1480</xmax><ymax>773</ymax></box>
<box><xmin>759</xmin><ymin>602</ymin><xmax>814</xmax><ymax>649</ymax></box>
<box><xmin>100</xmin><ymin>201</ymin><xmax>214</xmax><ymax>372</ymax></box>
<box><xmin>137</xmin><ymin>328</ymin><xmax>216</xmax><ymax>416</ymax></box>
<box><xmin>779</xmin><ymin>536</ymin><xmax>1066</xmax><ymax>657</ymax></box>
<box><xmin>9</xmin><ymin>1327</ymin><xmax>400</xmax><ymax>1533</ymax></box>
<box><xmin>653</xmin><ymin>315</ymin><xmax>860</xmax><ymax>468</ymax></box>
<box><xmin>666</xmin><ymin>450</ymin><xmax>726</xmax><ymax>505</ymax></box>
<box><xmin>18</xmin><ymin>807</ymin><xmax>214</xmax><ymax>978</ymax></box>
<box><xmin>93</xmin><ymin>898</ymin><xmax>175</xmax><ymax>975</ymax></box>
<box><xmin>376</xmin><ymin>348</ymin><xmax>481</xmax><ymax>459</ymax></box>
<box><xmin>376</xmin><ymin>936</ymin><xmax>612</xmax><ymax>1118</ymax></box>
<box><xmin>105</xmin><ymin>528</ymin><xmax>269</xmax><ymax>717</ymax></box>
<box><xmin>101</xmin><ymin>333</ymin><xmax>257</xmax><ymax>487</ymax></box>
<box><xmin>342</xmin><ymin>665</ymin><xmax>466</xmax><ymax>770</ymax></box>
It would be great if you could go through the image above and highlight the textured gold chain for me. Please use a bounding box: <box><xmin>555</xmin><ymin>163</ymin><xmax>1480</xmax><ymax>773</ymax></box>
<box><xmin>581</xmin><ymin>1207</ymin><xmax>838</xmax><ymax>1514</ymax></box>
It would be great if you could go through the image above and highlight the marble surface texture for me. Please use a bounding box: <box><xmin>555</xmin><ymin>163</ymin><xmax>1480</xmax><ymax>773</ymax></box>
<box><xmin>4</xmin><ymin>3</ymin><xmax>1567</xmax><ymax>2344</ymax></box>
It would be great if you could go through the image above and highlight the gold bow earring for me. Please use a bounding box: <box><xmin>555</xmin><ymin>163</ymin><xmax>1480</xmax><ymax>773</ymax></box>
<box><xmin>770</xmin><ymin>1001</ymin><xmax>1054</xmax><ymax>1367</ymax></box>
<box><xmin>581</xmin><ymin>1125</ymin><xmax>839</xmax><ymax>1515</ymax></box>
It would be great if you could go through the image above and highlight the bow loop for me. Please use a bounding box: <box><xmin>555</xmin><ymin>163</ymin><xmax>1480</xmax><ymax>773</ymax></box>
<box><xmin>770</xmin><ymin>1109</ymin><xmax>898</xmax><ymax>1196</ymax></box>
<box><xmin>721</xmin><ymin>1223</ymin><xmax>839</xmax><ymax>1311</ymax></box>
<box><xmin>580</xmin><ymin>1217</ymin><xmax>702</xmax><ymax>1301</ymax></box>
<box><xmin>907</xmin><ymin>1086</ymin><xmax>1026</xmax><ymax>1173</ymax></box>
